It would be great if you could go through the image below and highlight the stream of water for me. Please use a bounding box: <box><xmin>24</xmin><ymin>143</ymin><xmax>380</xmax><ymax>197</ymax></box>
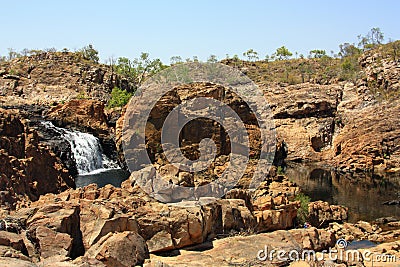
<box><xmin>41</xmin><ymin>121</ymin><xmax>129</xmax><ymax>187</ymax></box>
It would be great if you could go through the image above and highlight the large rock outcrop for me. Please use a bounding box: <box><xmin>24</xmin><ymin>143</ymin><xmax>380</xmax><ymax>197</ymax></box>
<box><xmin>264</xmin><ymin>83</ymin><xmax>341</xmax><ymax>162</ymax></box>
<box><xmin>333</xmin><ymin>83</ymin><xmax>400</xmax><ymax>172</ymax></box>
<box><xmin>0</xmin><ymin>51</ymin><xmax>130</xmax><ymax>105</ymax></box>
<box><xmin>25</xmin><ymin>202</ymin><xmax>84</xmax><ymax>260</ymax></box>
<box><xmin>0</xmin><ymin>108</ymin><xmax>74</xmax><ymax>208</ymax></box>
<box><xmin>223</xmin><ymin>46</ymin><xmax>400</xmax><ymax>173</ymax></box>
<box><xmin>116</xmin><ymin>82</ymin><xmax>285</xmax><ymax>195</ymax></box>
<box><xmin>116</xmin><ymin>56</ymin><xmax>399</xmax><ymax>174</ymax></box>
<box><xmin>359</xmin><ymin>43</ymin><xmax>400</xmax><ymax>95</ymax></box>
<box><xmin>263</xmin><ymin>80</ymin><xmax>399</xmax><ymax>173</ymax></box>
<box><xmin>121</xmin><ymin>81</ymin><xmax>264</xmax><ymax>162</ymax></box>
<box><xmin>262</xmin><ymin>49</ymin><xmax>399</xmax><ymax>173</ymax></box>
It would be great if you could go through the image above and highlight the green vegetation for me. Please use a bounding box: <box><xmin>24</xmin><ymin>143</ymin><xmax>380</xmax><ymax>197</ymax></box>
<box><xmin>114</xmin><ymin>52</ymin><xmax>165</xmax><ymax>91</ymax></box>
<box><xmin>243</xmin><ymin>49</ymin><xmax>259</xmax><ymax>61</ymax></box>
<box><xmin>225</xmin><ymin>56</ymin><xmax>344</xmax><ymax>85</ymax></box>
<box><xmin>275</xmin><ymin>46</ymin><xmax>293</xmax><ymax>60</ymax></box>
<box><xmin>220</xmin><ymin>27</ymin><xmax>396</xmax><ymax>87</ymax></box>
<box><xmin>170</xmin><ymin>55</ymin><xmax>183</xmax><ymax>65</ymax></box>
<box><xmin>76</xmin><ymin>91</ymin><xmax>89</xmax><ymax>99</ymax></box>
<box><xmin>223</xmin><ymin>29</ymin><xmax>389</xmax><ymax>85</ymax></box>
<box><xmin>107</xmin><ymin>87</ymin><xmax>133</xmax><ymax>108</ymax></box>
<box><xmin>77</xmin><ymin>44</ymin><xmax>99</xmax><ymax>63</ymax></box>
<box><xmin>207</xmin><ymin>54</ymin><xmax>218</xmax><ymax>63</ymax></box>
<box><xmin>361</xmin><ymin>39</ymin><xmax>400</xmax><ymax>100</ymax></box>
<box><xmin>104</xmin><ymin>52</ymin><xmax>166</xmax><ymax>107</ymax></box>
<box><xmin>1</xmin><ymin>26</ymin><xmax>398</xmax><ymax>103</ymax></box>
<box><xmin>370</xmin><ymin>39</ymin><xmax>400</xmax><ymax>61</ymax></box>
<box><xmin>309</xmin><ymin>49</ymin><xmax>326</xmax><ymax>58</ymax></box>
<box><xmin>358</xmin><ymin>27</ymin><xmax>384</xmax><ymax>51</ymax></box>
<box><xmin>277</xmin><ymin>166</ymin><xmax>285</xmax><ymax>175</ymax></box>
<box><xmin>388</xmin><ymin>40</ymin><xmax>400</xmax><ymax>60</ymax></box>
<box><xmin>0</xmin><ymin>45</ymin><xmax>100</xmax><ymax>63</ymax></box>
<box><xmin>8</xmin><ymin>68</ymin><xmax>20</xmax><ymax>76</ymax></box>
<box><xmin>295</xmin><ymin>193</ymin><xmax>311</xmax><ymax>225</ymax></box>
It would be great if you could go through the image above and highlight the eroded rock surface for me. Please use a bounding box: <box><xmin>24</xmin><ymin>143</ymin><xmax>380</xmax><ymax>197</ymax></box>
<box><xmin>308</xmin><ymin>201</ymin><xmax>348</xmax><ymax>228</ymax></box>
<box><xmin>0</xmin><ymin>175</ymin><xmax>311</xmax><ymax>265</ymax></box>
<box><xmin>145</xmin><ymin>227</ymin><xmax>335</xmax><ymax>267</ymax></box>
<box><xmin>0</xmin><ymin>52</ymin><xmax>130</xmax><ymax>105</ymax></box>
<box><xmin>0</xmin><ymin>108</ymin><xmax>74</xmax><ymax>208</ymax></box>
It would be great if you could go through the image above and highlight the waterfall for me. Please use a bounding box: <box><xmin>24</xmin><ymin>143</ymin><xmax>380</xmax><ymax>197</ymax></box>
<box><xmin>41</xmin><ymin>121</ymin><xmax>119</xmax><ymax>175</ymax></box>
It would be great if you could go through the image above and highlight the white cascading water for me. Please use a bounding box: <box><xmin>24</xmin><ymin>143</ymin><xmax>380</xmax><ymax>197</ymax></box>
<box><xmin>41</xmin><ymin>121</ymin><xmax>119</xmax><ymax>175</ymax></box>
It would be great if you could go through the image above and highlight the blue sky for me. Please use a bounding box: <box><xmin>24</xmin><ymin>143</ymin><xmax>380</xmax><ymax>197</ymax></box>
<box><xmin>0</xmin><ymin>0</ymin><xmax>399</xmax><ymax>63</ymax></box>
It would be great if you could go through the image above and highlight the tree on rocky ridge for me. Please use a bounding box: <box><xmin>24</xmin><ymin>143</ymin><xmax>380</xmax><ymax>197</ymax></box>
<box><xmin>207</xmin><ymin>54</ymin><xmax>218</xmax><ymax>63</ymax></box>
<box><xmin>358</xmin><ymin>27</ymin><xmax>385</xmax><ymax>50</ymax></box>
<box><xmin>338</xmin><ymin>43</ymin><xmax>360</xmax><ymax>58</ymax></box>
<box><xmin>275</xmin><ymin>46</ymin><xmax>292</xmax><ymax>60</ymax></box>
<box><xmin>116</xmin><ymin>52</ymin><xmax>165</xmax><ymax>92</ymax></box>
<box><xmin>243</xmin><ymin>49</ymin><xmax>259</xmax><ymax>61</ymax></box>
<box><xmin>170</xmin><ymin>56</ymin><xmax>183</xmax><ymax>65</ymax></box>
<box><xmin>309</xmin><ymin>49</ymin><xmax>327</xmax><ymax>58</ymax></box>
<box><xmin>78</xmin><ymin>44</ymin><xmax>99</xmax><ymax>63</ymax></box>
<box><xmin>21</xmin><ymin>48</ymin><xmax>31</xmax><ymax>57</ymax></box>
<box><xmin>7</xmin><ymin>48</ymin><xmax>21</xmax><ymax>61</ymax></box>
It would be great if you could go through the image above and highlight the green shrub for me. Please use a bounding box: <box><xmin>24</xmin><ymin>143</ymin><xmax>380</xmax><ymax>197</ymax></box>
<box><xmin>295</xmin><ymin>193</ymin><xmax>311</xmax><ymax>225</ymax></box>
<box><xmin>107</xmin><ymin>87</ymin><xmax>132</xmax><ymax>108</ymax></box>
<box><xmin>9</xmin><ymin>69</ymin><xmax>20</xmax><ymax>76</ymax></box>
<box><xmin>76</xmin><ymin>91</ymin><xmax>88</xmax><ymax>99</ymax></box>
<box><xmin>277</xmin><ymin>166</ymin><xmax>285</xmax><ymax>175</ymax></box>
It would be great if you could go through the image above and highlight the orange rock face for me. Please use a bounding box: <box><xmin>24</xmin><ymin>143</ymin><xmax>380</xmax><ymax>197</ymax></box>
<box><xmin>0</xmin><ymin>108</ymin><xmax>74</xmax><ymax>208</ymax></box>
<box><xmin>46</xmin><ymin>99</ymin><xmax>109</xmax><ymax>134</ymax></box>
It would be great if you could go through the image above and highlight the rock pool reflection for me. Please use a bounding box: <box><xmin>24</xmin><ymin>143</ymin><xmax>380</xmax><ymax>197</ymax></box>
<box><xmin>286</xmin><ymin>163</ymin><xmax>400</xmax><ymax>222</ymax></box>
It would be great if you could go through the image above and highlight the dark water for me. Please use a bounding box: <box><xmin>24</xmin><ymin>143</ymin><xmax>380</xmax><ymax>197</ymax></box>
<box><xmin>75</xmin><ymin>168</ymin><xmax>130</xmax><ymax>188</ymax></box>
<box><xmin>347</xmin><ymin>240</ymin><xmax>377</xmax><ymax>250</ymax></box>
<box><xmin>286</xmin><ymin>163</ymin><xmax>400</xmax><ymax>222</ymax></box>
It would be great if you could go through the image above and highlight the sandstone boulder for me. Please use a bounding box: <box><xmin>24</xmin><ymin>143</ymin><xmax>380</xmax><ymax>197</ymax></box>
<box><xmin>84</xmin><ymin>231</ymin><xmax>148</xmax><ymax>267</ymax></box>
<box><xmin>308</xmin><ymin>201</ymin><xmax>348</xmax><ymax>227</ymax></box>
<box><xmin>26</xmin><ymin>203</ymin><xmax>84</xmax><ymax>259</ymax></box>
<box><xmin>0</xmin><ymin>231</ymin><xmax>28</xmax><ymax>256</ymax></box>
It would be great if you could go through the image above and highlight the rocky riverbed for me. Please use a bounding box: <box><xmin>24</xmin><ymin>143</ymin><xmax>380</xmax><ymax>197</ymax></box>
<box><xmin>0</xmin><ymin>179</ymin><xmax>400</xmax><ymax>266</ymax></box>
<box><xmin>0</xmin><ymin>46</ymin><xmax>399</xmax><ymax>266</ymax></box>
